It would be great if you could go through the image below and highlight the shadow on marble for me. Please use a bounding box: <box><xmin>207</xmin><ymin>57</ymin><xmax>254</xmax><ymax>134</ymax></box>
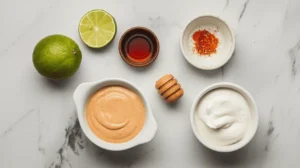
<box><xmin>222</xmin><ymin>50</ymin><xmax>237</xmax><ymax>69</ymax></box>
<box><xmin>191</xmin><ymin>132</ymin><xmax>265</xmax><ymax>166</ymax></box>
<box><xmin>82</xmin><ymin>39</ymin><xmax>116</xmax><ymax>54</ymax></box>
<box><xmin>203</xmin><ymin>145</ymin><xmax>250</xmax><ymax>164</ymax></box>
<box><xmin>126</xmin><ymin>58</ymin><xmax>159</xmax><ymax>74</ymax></box>
<box><xmin>86</xmin><ymin>140</ymin><xmax>155</xmax><ymax>167</ymax></box>
<box><xmin>181</xmin><ymin>57</ymin><xmax>221</xmax><ymax>78</ymax></box>
<box><xmin>165</xmin><ymin>96</ymin><xmax>184</xmax><ymax>110</ymax></box>
<box><xmin>220</xmin><ymin>51</ymin><xmax>236</xmax><ymax>80</ymax></box>
<box><xmin>177</xmin><ymin>43</ymin><xmax>229</xmax><ymax>79</ymax></box>
<box><xmin>38</xmin><ymin>68</ymin><xmax>81</xmax><ymax>89</ymax></box>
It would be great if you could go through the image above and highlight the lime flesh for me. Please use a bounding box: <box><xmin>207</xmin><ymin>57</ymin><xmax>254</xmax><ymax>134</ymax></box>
<box><xmin>79</xmin><ymin>9</ymin><xmax>117</xmax><ymax>48</ymax></box>
<box><xmin>33</xmin><ymin>34</ymin><xmax>82</xmax><ymax>79</ymax></box>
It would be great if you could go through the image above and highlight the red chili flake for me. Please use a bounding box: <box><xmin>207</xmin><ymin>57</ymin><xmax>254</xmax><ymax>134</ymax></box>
<box><xmin>192</xmin><ymin>29</ymin><xmax>219</xmax><ymax>56</ymax></box>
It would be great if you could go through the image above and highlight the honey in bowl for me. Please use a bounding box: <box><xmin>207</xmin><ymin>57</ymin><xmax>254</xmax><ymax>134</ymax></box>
<box><xmin>86</xmin><ymin>86</ymin><xmax>146</xmax><ymax>143</ymax></box>
<box><xmin>119</xmin><ymin>27</ymin><xmax>159</xmax><ymax>67</ymax></box>
<box><xmin>126</xmin><ymin>34</ymin><xmax>153</xmax><ymax>63</ymax></box>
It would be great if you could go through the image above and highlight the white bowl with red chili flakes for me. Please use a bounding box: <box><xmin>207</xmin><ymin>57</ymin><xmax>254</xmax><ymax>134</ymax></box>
<box><xmin>180</xmin><ymin>15</ymin><xmax>235</xmax><ymax>70</ymax></box>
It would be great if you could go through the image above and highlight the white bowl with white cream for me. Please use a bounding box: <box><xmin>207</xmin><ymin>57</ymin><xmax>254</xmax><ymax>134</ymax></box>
<box><xmin>73</xmin><ymin>78</ymin><xmax>157</xmax><ymax>151</ymax></box>
<box><xmin>180</xmin><ymin>15</ymin><xmax>235</xmax><ymax>70</ymax></box>
<box><xmin>190</xmin><ymin>82</ymin><xmax>258</xmax><ymax>152</ymax></box>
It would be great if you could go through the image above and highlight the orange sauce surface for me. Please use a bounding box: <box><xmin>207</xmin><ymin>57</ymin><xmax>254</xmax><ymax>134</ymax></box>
<box><xmin>86</xmin><ymin>86</ymin><xmax>146</xmax><ymax>143</ymax></box>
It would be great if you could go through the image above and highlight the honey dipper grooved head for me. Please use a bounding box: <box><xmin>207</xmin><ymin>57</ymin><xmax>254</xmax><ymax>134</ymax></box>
<box><xmin>162</xmin><ymin>84</ymin><xmax>181</xmax><ymax>99</ymax></box>
<box><xmin>155</xmin><ymin>74</ymin><xmax>183</xmax><ymax>103</ymax></box>
<box><xmin>166</xmin><ymin>88</ymin><xmax>184</xmax><ymax>103</ymax></box>
<box><xmin>155</xmin><ymin>74</ymin><xmax>174</xmax><ymax>89</ymax></box>
<box><xmin>158</xmin><ymin>79</ymin><xmax>177</xmax><ymax>95</ymax></box>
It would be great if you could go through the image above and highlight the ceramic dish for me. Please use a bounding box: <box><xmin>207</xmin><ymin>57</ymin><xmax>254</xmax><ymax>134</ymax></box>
<box><xmin>190</xmin><ymin>82</ymin><xmax>258</xmax><ymax>152</ymax></box>
<box><xmin>73</xmin><ymin>78</ymin><xmax>157</xmax><ymax>151</ymax></box>
<box><xmin>180</xmin><ymin>15</ymin><xmax>235</xmax><ymax>70</ymax></box>
<box><xmin>119</xmin><ymin>26</ymin><xmax>159</xmax><ymax>67</ymax></box>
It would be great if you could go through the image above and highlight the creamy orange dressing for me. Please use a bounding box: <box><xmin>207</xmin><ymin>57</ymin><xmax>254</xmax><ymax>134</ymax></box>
<box><xmin>86</xmin><ymin>86</ymin><xmax>146</xmax><ymax>143</ymax></box>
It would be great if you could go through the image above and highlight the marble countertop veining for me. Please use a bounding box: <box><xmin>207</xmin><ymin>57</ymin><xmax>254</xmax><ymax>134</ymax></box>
<box><xmin>1</xmin><ymin>0</ymin><xmax>300</xmax><ymax>167</ymax></box>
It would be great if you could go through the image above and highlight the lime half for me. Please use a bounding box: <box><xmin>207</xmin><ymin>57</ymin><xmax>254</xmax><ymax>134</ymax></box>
<box><xmin>79</xmin><ymin>9</ymin><xmax>116</xmax><ymax>48</ymax></box>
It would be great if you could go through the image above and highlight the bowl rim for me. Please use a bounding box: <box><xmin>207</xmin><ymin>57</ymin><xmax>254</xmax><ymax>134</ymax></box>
<box><xmin>180</xmin><ymin>15</ymin><xmax>236</xmax><ymax>70</ymax></box>
<box><xmin>73</xmin><ymin>78</ymin><xmax>157</xmax><ymax>151</ymax></box>
<box><xmin>118</xmin><ymin>26</ymin><xmax>160</xmax><ymax>67</ymax></box>
<box><xmin>190</xmin><ymin>82</ymin><xmax>259</xmax><ymax>152</ymax></box>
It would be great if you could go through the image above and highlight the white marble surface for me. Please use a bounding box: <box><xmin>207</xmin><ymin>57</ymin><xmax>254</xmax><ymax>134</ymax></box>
<box><xmin>1</xmin><ymin>0</ymin><xmax>300</xmax><ymax>167</ymax></box>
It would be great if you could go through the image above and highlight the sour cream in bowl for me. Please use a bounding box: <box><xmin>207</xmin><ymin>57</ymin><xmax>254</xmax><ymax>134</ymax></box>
<box><xmin>190</xmin><ymin>82</ymin><xmax>258</xmax><ymax>152</ymax></box>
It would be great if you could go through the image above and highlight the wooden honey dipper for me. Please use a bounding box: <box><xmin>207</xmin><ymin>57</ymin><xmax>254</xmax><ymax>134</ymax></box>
<box><xmin>155</xmin><ymin>74</ymin><xmax>184</xmax><ymax>103</ymax></box>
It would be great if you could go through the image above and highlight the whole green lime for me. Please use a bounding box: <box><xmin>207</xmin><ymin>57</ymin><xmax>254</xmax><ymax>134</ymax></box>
<box><xmin>33</xmin><ymin>34</ymin><xmax>82</xmax><ymax>80</ymax></box>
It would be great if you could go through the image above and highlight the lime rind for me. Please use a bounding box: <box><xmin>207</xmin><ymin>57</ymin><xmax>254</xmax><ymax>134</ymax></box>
<box><xmin>79</xmin><ymin>9</ymin><xmax>117</xmax><ymax>48</ymax></box>
<box><xmin>33</xmin><ymin>34</ymin><xmax>82</xmax><ymax>80</ymax></box>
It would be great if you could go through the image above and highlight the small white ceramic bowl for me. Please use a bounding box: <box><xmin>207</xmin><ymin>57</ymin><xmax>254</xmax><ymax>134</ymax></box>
<box><xmin>190</xmin><ymin>82</ymin><xmax>258</xmax><ymax>152</ymax></box>
<box><xmin>180</xmin><ymin>15</ymin><xmax>235</xmax><ymax>70</ymax></box>
<box><xmin>73</xmin><ymin>78</ymin><xmax>157</xmax><ymax>151</ymax></box>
